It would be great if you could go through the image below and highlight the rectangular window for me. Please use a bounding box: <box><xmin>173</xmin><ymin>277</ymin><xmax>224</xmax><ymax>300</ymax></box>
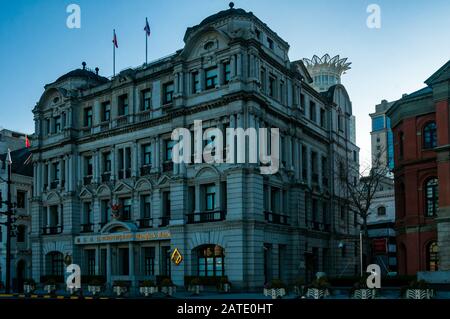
<box><xmin>84</xmin><ymin>107</ymin><xmax>93</xmax><ymax>127</ymax></box>
<box><xmin>86</xmin><ymin>250</ymin><xmax>96</xmax><ymax>276</ymax></box>
<box><xmin>260</xmin><ymin>68</ymin><xmax>266</xmax><ymax>93</ymax></box>
<box><xmin>52</xmin><ymin>162</ymin><xmax>60</xmax><ymax>181</ymax></box>
<box><xmin>320</xmin><ymin>109</ymin><xmax>326</xmax><ymax>128</ymax></box>
<box><xmin>205</xmin><ymin>184</ymin><xmax>216</xmax><ymax>211</ymax></box>
<box><xmin>85</xmin><ymin>156</ymin><xmax>93</xmax><ymax>176</ymax></box>
<box><xmin>102</xmin><ymin>101</ymin><xmax>111</xmax><ymax>122</ymax></box>
<box><xmin>267</xmin><ymin>37</ymin><xmax>274</xmax><ymax>49</ymax></box>
<box><xmin>300</xmin><ymin>93</ymin><xmax>305</xmax><ymax>109</ymax></box>
<box><xmin>103</xmin><ymin>152</ymin><xmax>112</xmax><ymax>173</ymax></box>
<box><xmin>269</xmin><ymin>75</ymin><xmax>276</xmax><ymax>98</ymax></box>
<box><xmin>46</xmin><ymin>119</ymin><xmax>51</xmax><ymax>135</ymax></box>
<box><xmin>54</xmin><ymin>116</ymin><xmax>61</xmax><ymax>132</ymax></box>
<box><xmin>17</xmin><ymin>191</ymin><xmax>26</xmax><ymax>209</ymax></box>
<box><xmin>120</xmin><ymin>198</ymin><xmax>132</xmax><ymax>220</ymax></box>
<box><xmin>118</xmin><ymin>94</ymin><xmax>129</xmax><ymax>116</ymax></box>
<box><xmin>302</xmin><ymin>145</ymin><xmax>308</xmax><ymax>180</ymax></box>
<box><xmin>163</xmin><ymin>192</ymin><xmax>171</xmax><ymax>218</ymax></box>
<box><xmin>309</xmin><ymin>101</ymin><xmax>316</xmax><ymax>122</ymax></box>
<box><xmin>205</xmin><ymin>67</ymin><xmax>218</xmax><ymax>89</ymax></box>
<box><xmin>372</xmin><ymin>116</ymin><xmax>385</xmax><ymax>131</ymax></box>
<box><xmin>101</xmin><ymin>199</ymin><xmax>110</xmax><ymax>224</ymax></box>
<box><xmin>142</xmin><ymin>144</ymin><xmax>152</xmax><ymax>166</ymax></box>
<box><xmin>223</xmin><ymin>62</ymin><xmax>231</xmax><ymax>84</ymax></box>
<box><xmin>279</xmin><ymin>80</ymin><xmax>285</xmax><ymax>103</ymax></box>
<box><xmin>143</xmin><ymin>247</ymin><xmax>155</xmax><ymax>276</ymax></box>
<box><xmin>141</xmin><ymin>195</ymin><xmax>151</xmax><ymax>218</ymax></box>
<box><xmin>165</xmin><ymin>140</ymin><xmax>175</xmax><ymax>161</ymax></box>
<box><xmin>119</xmin><ymin>248</ymin><xmax>129</xmax><ymax>276</ymax></box>
<box><xmin>163</xmin><ymin>82</ymin><xmax>174</xmax><ymax>104</ymax></box>
<box><xmin>141</xmin><ymin>89</ymin><xmax>152</xmax><ymax>111</ymax></box>
<box><xmin>192</xmin><ymin>72</ymin><xmax>200</xmax><ymax>93</ymax></box>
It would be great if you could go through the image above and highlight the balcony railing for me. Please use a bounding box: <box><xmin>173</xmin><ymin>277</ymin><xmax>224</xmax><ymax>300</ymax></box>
<box><xmin>84</xmin><ymin>175</ymin><xmax>93</xmax><ymax>185</ymax></box>
<box><xmin>102</xmin><ymin>172</ymin><xmax>111</xmax><ymax>183</ymax></box>
<box><xmin>159</xmin><ymin>216</ymin><xmax>170</xmax><ymax>227</ymax></box>
<box><xmin>42</xmin><ymin>226</ymin><xmax>63</xmax><ymax>235</ymax></box>
<box><xmin>264</xmin><ymin>211</ymin><xmax>289</xmax><ymax>225</ymax></box>
<box><xmin>137</xmin><ymin>218</ymin><xmax>153</xmax><ymax>228</ymax></box>
<box><xmin>139</xmin><ymin>110</ymin><xmax>152</xmax><ymax>122</ymax></box>
<box><xmin>140</xmin><ymin>165</ymin><xmax>152</xmax><ymax>176</ymax></box>
<box><xmin>163</xmin><ymin>161</ymin><xmax>173</xmax><ymax>172</ymax></box>
<box><xmin>307</xmin><ymin>220</ymin><xmax>331</xmax><ymax>232</ymax></box>
<box><xmin>187</xmin><ymin>210</ymin><xmax>226</xmax><ymax>224</ymax></box>
<box><xmin>116</xmin><ymin>116</ymin><xmax>128</xmax><ymax>126</ymax></box>
<box><xmin>80</xmin><ymin>223</ymin><xmax>94</xmax><ymax>233</ymax></box>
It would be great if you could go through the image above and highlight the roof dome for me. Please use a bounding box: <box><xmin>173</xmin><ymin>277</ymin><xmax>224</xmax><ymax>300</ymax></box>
<box><xmin>55</xmin><ymin>68</ymin><xmax>109</xmax><ymax>84</ymax></box>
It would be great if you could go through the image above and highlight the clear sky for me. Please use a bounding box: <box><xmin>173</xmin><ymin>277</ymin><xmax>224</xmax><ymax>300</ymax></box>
<box><xmin>0</xmin><ymin>0</ymin><xmax>449</xmax><ymax>165</ymax></box>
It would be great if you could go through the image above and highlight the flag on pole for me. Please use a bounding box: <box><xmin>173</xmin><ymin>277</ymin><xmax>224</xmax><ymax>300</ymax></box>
<box><xmin>25</xmin><ymin>135</ymin><xmax>31</xmax><ymax>148</ymax></box>
<box><xmin>6</xmin><ymin>148</ymin><xmax>12</xmax><ymax>165</ymax></box>
<box><xmin>113</xmin><ymin>30</ymin><xmax>118</xmax><ymax>48</ymax></box>
<box><xmin>144</xmin><ymin>18</ymin><xmax>151</xmax><ymax>37</ymax></box>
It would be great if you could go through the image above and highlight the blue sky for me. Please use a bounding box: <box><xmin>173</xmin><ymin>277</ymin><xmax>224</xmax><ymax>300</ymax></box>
<box><xmin>0</xmin><ymin>0</ymin><xmax>449</xmax><ymax>165</ymax></box>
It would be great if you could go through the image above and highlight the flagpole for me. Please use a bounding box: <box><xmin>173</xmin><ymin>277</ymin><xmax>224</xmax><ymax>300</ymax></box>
<box><xmin>145</xmin><ymin>17</ymin><xmax>148</xmax><ymax>65</ymax></box>
<box><xmin>113</xmin><ymin>29</ymin><xmax>116</xmax><ymax>77</ymax></box>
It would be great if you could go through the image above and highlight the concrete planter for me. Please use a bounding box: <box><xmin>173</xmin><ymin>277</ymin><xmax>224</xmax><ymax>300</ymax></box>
<box><xmin>306</xmin><ymin>288</ymin><xmax>330</xmax><ymax>299</ymax></box>
<box><xmin>353</xmin><ymin>289</ymin><xmax>377</xmax><ymax>299</ymax></box>
<box><xmin>113</xmin><ymin>286</ymin><xmax>128</xmax><ymax>297</ymax></box>
<box><xmin>188</xmin><ymin>285</ymin><xmax>203</xmax><ymax>295</ymax></box>
<box><xmin>140</xmin><ymin>286</ymin><xmax>158</xmax><ymax>297</ymax></box>
<box><xmin>161</xmin><ymin>286</ymin><xmax>176</xmax><ymax>296</ymax></box>
<box><xmin>405</xmin><ymin>289</ymin><xmax>434</xmax><ymax>299</ymax></box>
<box><xmin>23</xmin><ymin>284</ymin><xmax>35</xmax><ymax>294</ymax></box>
<box><xmin>263</xmin><ymin>288</ymin><xmax>286</xmax><ymax>299</ymax></box>
<box><xmin>294</xmin><ymin>285</ymin><xmax>305</xmax><ymax>296</ymax></box>
<box><xmin>44</xmin><ymin>285</ymin><xmax>57</xmax><ymax>294</ymax></box>
<box><xmin>88</xmin><ymin>285</ymin><xmax>102</xmax><ymax>296</ymax></box>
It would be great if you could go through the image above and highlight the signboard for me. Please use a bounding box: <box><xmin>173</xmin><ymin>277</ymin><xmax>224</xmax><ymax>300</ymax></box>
<box><xmin>74</xmin><ymin>230</ymin><xmax>171</xmax><ymax>245</ymax></box>
<box><xmin>372</xmin><ymin>238</ymin><xmax>387</xmax><ymax>254</ymax></box>
<box><xmin>171</xmin><ymin>248</ymin><xmax>183</xmax><ymax>265</ymax></box>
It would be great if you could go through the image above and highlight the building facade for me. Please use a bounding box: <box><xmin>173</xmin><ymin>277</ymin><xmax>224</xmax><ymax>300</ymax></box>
<box><xmin>366</xmin><ymin>100</ymin><xmax>397</xmax><ymax>274</ymax></box>
<box><xmin>30</xmin><ymin>5</ymin><xmax>359</xmax><ymax>291</ymax></box>
<box><xmin>387</xmin><ymin>60</ymin><xmax>450</xmax><ymax>275</ymax></box>
<box><xmin>0</xmin><ymin>147</ymin><xmax>33</xmax><ymax>291</ymax></box>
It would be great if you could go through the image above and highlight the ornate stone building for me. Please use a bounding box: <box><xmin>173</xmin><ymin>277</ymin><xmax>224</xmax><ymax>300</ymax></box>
<box><xmin>30</xmin><ymin>5</ymin><xmax>359</xmax><ymax>291</ymax></box>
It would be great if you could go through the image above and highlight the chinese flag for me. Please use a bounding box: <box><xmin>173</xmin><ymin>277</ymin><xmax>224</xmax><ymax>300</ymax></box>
<box><xmin>112</xmin><ymin>30</ymin><xmax>118</xmax><ymax>48</ymax></box>
<box><xmin>25</xmin><ymin>135</ymin><xmax>31</xmax><ymax>148</ymax></box>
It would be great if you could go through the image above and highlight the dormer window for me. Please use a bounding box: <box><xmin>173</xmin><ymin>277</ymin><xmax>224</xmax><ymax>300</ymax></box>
<box><xmin>204</xmin><ymin>41</ymin><xmax>214</xmax><ymax>51</ymax></box>
<box><xmin>53</xmin><ymin>97</ymin><xmax>60</xmax><ymax>104</ymax></box>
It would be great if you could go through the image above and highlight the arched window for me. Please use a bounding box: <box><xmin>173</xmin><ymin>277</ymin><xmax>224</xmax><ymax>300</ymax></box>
<box><xmin>196</xmin><ymin>245</ymin><xmax>225</xmax><ymax>277</ymax></box>
<box><xmin>427</xmin><ymin>242</ymin><xmax>439</xmax><ymax>271</ymax></box>
<box><xmin>45</xmin><ymin>251</ymin><xmax>64</xmax><ymax>276</ymax></box>
<box><xmin>423</xmin><ymin>122</ymin><xmax>437</xmax><ymax>149</ymax></box>
<box><xmin>377</xmin><ymin>206</ymin><xmax>386</xmax><ymax>216</ymax></box>
<box><xmin>425</xmin><ymin>178</ymin><xmax>439</xmax><ymax>217</ymax></box>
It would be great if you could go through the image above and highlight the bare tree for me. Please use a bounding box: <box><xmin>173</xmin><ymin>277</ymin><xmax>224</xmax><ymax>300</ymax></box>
<box><xmin>335</xmin><ymin>147</ymin><xmax>390</xmax><ymax>263</ymax></box>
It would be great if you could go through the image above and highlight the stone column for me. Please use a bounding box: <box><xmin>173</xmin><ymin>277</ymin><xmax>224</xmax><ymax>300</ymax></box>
<box><xmin>106</xmin><ymin>244</ymin><xmax>112</xmax><ymax>284</ymax></box>
<box><xmin>194</xmin><ymin>184</ymin><xmax>201</xmax><ymax>213</ymax></box>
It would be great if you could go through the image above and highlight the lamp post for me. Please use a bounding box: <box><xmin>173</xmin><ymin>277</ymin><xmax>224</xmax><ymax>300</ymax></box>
<box><xmin>0</xmin><ymin>149</ymin><xmax>13</xmax><ymax>293</ymax></box>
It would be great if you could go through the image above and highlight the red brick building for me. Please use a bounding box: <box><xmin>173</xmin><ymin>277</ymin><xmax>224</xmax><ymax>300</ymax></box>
<box><xmin>387</xmin><ymin>60</ymin><xmax>450</xmax><ymax>275</ymax></box>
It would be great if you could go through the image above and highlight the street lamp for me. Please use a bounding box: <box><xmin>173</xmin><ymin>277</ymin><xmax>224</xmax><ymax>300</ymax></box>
<box><xmin>0</xmin><ymin>149</ymin><xmax>13</xmax><ymax>293</ymax></box>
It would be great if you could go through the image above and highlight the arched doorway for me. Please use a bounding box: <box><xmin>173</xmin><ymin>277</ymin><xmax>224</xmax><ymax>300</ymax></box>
<box><xmin>192</xmin><ymin>244</ymin><xmax>225</xmax><ymax>277</ymax></box>
<box><xmin>16</xmin><ymin>260</ymin><xmax>26</xmax><ymax>293</ymax></box>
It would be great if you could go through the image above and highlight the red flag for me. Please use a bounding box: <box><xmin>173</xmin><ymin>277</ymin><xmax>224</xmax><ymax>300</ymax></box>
<box><xmin>112</xmin><ymin>30</ymin><xmax>118</xmax><ymax>48</ymax></box>
<box><xmin>25</xmin><ymin>135</ymin><xmax>31</xmax><ymax>148</ymax></box>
